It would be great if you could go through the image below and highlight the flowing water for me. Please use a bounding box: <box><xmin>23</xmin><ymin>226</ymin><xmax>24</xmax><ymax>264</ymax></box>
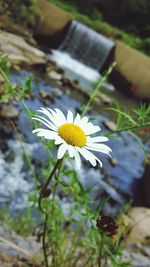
<box><xmin>59</xmin><ymin>20</ymin><xmax>115</xmax><ymax>70</ymax></box>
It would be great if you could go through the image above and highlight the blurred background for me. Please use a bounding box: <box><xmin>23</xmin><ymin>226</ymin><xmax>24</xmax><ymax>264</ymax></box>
<box><xmin>0</xmin><ymin>0</ymin><xmax>150</xmax><ymax>266</ymax></box>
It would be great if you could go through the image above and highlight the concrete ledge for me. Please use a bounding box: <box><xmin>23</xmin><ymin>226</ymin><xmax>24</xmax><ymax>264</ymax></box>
<box><xmin>111</xmin><ymin>41</ymin><xmax>150</xmax><ymax>100</ymax></box>
<box><xmin>34</xmin><ymin>0</ymin><xmax>72</xmax><ymax>47</ymax></box>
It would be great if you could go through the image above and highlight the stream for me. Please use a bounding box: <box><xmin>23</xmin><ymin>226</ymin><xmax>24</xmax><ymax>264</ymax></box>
<box><xmin>0</xmin><ymin>49</ymin><xmax>149</xmax><ymax>216</ymax></box>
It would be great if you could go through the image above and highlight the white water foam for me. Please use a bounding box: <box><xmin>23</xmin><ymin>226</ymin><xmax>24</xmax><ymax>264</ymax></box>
<box><xmin>49</xmin><ymin>50</ymin><xmax>115</xmax><ymax>91</ymax></box>
<box><xmin>49</xmin><ymin>50</ymin><xmax>100</xmax><ymax>83</ymax></box>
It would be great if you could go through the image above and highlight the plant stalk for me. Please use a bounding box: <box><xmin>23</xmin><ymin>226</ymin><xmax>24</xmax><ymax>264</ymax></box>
<box><xmin>105</xmin><ymin>122</ymin><xmax>150</xmax><ymax>136</ymax></box>
<box><xmin>38</xmin><ymin>159</ymin><xmax>62</xmax><ymax>267</ymax></box>
<box><xmin>82</xmin><ymin>62</ymin><xmax>116</xmax><ymax>116</ymax></box>
<box><xmin>38</xmin><ymin>159</ymin><xmax>62</xmax><ymax>213</ymax></box>
<box><xmin>98</xmin><ymin>234</ymin><xmax>104</xmax><ymax>267</ymax></box>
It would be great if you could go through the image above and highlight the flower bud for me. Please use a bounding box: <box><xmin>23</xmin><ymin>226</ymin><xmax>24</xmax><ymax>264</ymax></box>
<box><xmin>96</xmin><ymin>215</ymin><xmax>118</xmax><ymax>237</ymax></box>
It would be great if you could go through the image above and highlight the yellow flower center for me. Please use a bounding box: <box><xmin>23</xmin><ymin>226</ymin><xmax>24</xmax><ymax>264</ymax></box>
<box><xmin>58</xmin><ymin>123</ymin><xmax>86</xmax><ymax>147</ymax></box>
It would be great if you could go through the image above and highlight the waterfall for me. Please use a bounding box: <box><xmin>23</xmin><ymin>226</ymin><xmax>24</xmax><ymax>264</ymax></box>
<box><xmin>59</xmin><ymin>20</ymin><xmax>115</xmax><ymax>71</ymax></box>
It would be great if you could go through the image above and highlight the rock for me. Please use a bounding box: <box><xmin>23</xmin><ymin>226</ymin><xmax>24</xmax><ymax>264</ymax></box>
<box><xmin>0</xmin><ymin>252</ymin><xmax>20</xmax><ymax>267</ymax></box>
<box><xmin>39</xmin><ymin>90</ymin><xmax>54</xmax><ymax>102</ymax></box>
<box><xmin>104</xmin><ymin>120</ymin><xmax>117</xmax><ymax>131</ymax></box>
<box><xmin>48</xmin><ymin>70</ymin><xmax>62</xmax><ymax>81</ymax></box>
<box><xmin>99</xmin><ymin>93</ymin><xmax>112</xmax><ymax>105</ymax></box>
<box><xmin>109</xmin><ymin>157</ymin><xmax>118</xmax><ymax>166</ymax></box>
<box><xmin>0</xmin><ymin>224</ymin><xmax>41</xmax><ymax>266</ymax></box>
<box><xmin>34</xmin><ymin>0</ymin><xmax>72</xmax><ymax>46</ymax></box>
<box><xmin>123</xmin><ymin>244</ymin><xmax>150</xmax><ymax>267</ymax></box>
<box><xmin>0</xmin><ymin>105</ymin><xmax>19</xmax><ymax>119</ymax></box>
<box><xmin>54</xmin><ymin>87</ymin><xmax>63</xmax><ymax>97</ymax></box>
<box><xmin>111</xmin><ymin>41</ymin><xmax>150</xmax><ymax>100</ymax></box>
<box><xmin>0</xmin><ymin>31</ymin><xmax>46</xmax><ymax>66</ymax></box>
<box><xmin>125</xmin><ymin>207</ymin><xmax>150</xmax><ymax>244</ymax></box>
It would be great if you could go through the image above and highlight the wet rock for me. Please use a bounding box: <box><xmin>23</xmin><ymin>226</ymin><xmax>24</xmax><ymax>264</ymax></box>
<box><xmin>99</xmin><ymin>93</ymin><xmax>112</xmax><ymax>105</ymax></box>
<box><xmin>104</xmin><ymin>120</ymin><xmax>117</xmax><ymax>131</ymax></box>
<box><xmin>125</xmin><ymin>207</ymin><xmax>150</xmax><ymax>244</ymax></box>
<box><xmin>61</xmin><ymin>76</ymin><xmax>81</xmax><ymax>91</ymax></box>
<box><xmin>0</xmin><ymin>252</ymin><xmax>20</xmax><ymax>267</ymax></box>
<box><xmin>0</xmin><ymin>31</ymin><xmax>46</xmax><ymax>66</ymax></box>
<box><xmin>48</xmin><ymin>70</ymin><xmax>62</xmax><ymax>81</ymax></box>
<box><xmin>39</xmin><ymin>90</ymin><xmax>54</xmax><ymax>102</ymax></box>
<box><xmin>123</xmin><ymin>244</ymin><xmax>150</xmax><ymax>267</ymax></box>
<box><xmin>0</xmin><ymin>224</ymin><xmax>41</xmax><ymax>266</ymax></box>
<box><xmin>0</xmin><ymin>105</ymin><xmax>19</xmax><ymax>119</ymax></box>
<box><xmin>54</xmin><ymin>87</ymin><xmax>63</xmax><ymax>97</ymax></box>
<box><xmin>109</xmin><ymin>157</ymin><xmax>118</xmax><ymax>166</ymax></box>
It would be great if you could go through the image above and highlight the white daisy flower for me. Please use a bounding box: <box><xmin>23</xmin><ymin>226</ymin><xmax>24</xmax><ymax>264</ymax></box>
<box><xmin>32</xmin><ymin>108</ymin><xmax>112</xmax><ymax>169</ymax></box>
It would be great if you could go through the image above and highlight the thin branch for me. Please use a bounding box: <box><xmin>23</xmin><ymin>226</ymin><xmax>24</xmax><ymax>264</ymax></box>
<box><xmin>105</xmin><ymin>122</ymin><xmax>150</xmax><ymax>136</ymax></box>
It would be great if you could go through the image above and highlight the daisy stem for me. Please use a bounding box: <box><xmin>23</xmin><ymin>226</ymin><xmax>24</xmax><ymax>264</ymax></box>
<box><xmin>38</xmin><ymin>159</ymin><xmax>62</xmax><ymax>267</ymax></box>
<box><xmin>98</xmin><ymin>233</ymin><xmax>104</xmax><ymax>267</ymax></box>
<box><xmin>82</xmin><ymin>62</ymin><xmax>116</xmax><ymax>116</ymax></box>
<box><xmin>38</xmin><ymin>159</ymin><xmax>62</xmax><ymax>213</ymax></box>
<box><xmin>105</xmin><ymin>122</ymin><xmax>150</xmax><ymax>136</ymax></box>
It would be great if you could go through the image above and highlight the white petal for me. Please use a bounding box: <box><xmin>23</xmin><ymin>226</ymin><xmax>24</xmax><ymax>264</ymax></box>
<box><xmin>54</xmin><ymin>108</ymin><xmax>67</xmax><ymax>124</ymax></box>
<box><xmin>38</xmin><ymin>108</ymin><xmax>60</xmax><ymax>127</ymax></box>
<box><xmin>74</xmin><ymin>113</ymin><xmax>81</xmax><ymax>125</ymax></box>
<box><xmin>74</xmin><ymin>150</ymin><xmax>81</xmax><ymax>169</ymax></box>
<box><xmin>86</xmin><ymin>143</ymin><xmax>111</xmax><ymax>152</ymax></box>
<box><xmin>87</xmin><ymin>136</ymin><xmax>109</xmax><ymax>143</ymax></box>
<box><xmin>80</xmin><ymin>116</ymin><xmax>89</xmax><ymax>125</ymax></box>
<box><xmin>57</xmin><ymin>143</ymin><xmax>68</xmax><ymax>159</ymax></box>
<box><xmin>85</xmin><ymin>124</ymin><xmax>101</xmax><ymax>135</ymax></box>
<box><xmin>86</xmin><ymin>143</ymin><xmax>112</xmax><ymax>152</ymax></box>
<box><xmin>77</xmin><ymin>147</ymin><xmax>103</xmax><ymax>167</ymax></box>
<box><xmin>68</xmin><ymin>145</ymin><xmax>75</xmax><ymax>158</ymax></box>
<box><xmin>32</xmin><ymin>128</ymin><xmax>56</xmax><ymax>139</ymax></box>
<box><xmin>85</xmin><ymin>146</ymin><xmax>111</xmax><ymax>156</ymax></box>
<box><xmin>94</xmin><ymin>156</ymin><xmax>102</xmax><ymax>167</ymax></box>
<box><xmin>45</xmin><ymin>108</ymin><xmax>66</xmax><ymax>126</ymax></box>
<box><xmin>67</xmin><ymin>110</ymin><xmax>74</xmax><ymax>123</ymax></box>
<box><xmin>32</xmin><ymin>117</ymin><xmax>51</xmax><ymax>130</ymax></box>
<box><xmin>77</xmin><ymin>147</ymin><xmax>96</xmax><ymax>167</ymax></box>
<box><xmin>54</xmin><ymin>136</ymin><xmax>64</xmax><ymax>145</ymax></box>
<box><xmin>32</xmin><ymin>115</ymin><xmax>57</xmax><ymax>131</ymax></box>
<box><xmin>39</xmin><ymin>108</ymin><xmax>65</xmax><ymax>127</ymax></box>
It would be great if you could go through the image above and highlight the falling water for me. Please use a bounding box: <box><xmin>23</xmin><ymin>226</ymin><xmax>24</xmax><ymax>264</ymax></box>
<box><xmin>59</xmin><ymin>20</ymin><xmax>115</xmax><ymax>71</ymax></box>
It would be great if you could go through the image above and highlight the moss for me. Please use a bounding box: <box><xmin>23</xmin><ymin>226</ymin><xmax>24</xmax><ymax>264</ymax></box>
<box><xmin>1</xmin><ymin>0</ymin><xmax>41</xmax><ymax>30</ymax></box>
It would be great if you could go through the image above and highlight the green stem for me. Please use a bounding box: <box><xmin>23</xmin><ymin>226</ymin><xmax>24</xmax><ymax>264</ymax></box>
<box><xmin>105</xmin><ymin>122</ymin><xmax>150</xmax><ymax>136</ymax></box>
<box><xmin>98</xmin><ymin>234</ymin><xmax>104</xmax><ymax>267</ymax></box>
<box><xmin>42</xmin><ymin>213</ymin><xmax>49</xmax><ymax>267</ymax></box>
<box><xmin>38</xmin><ymin>159</ymin><xmax>62</xmax><ymax>213</ymax></box>
<box><xmin>38</xmin><ymin>159</ymin><xmax>62</xmax><ymax>267</ymax></box>
<box><xmin>0</xmin><ymin>68</ymin><xmax>10</xmax><ymax>83</ymax></box>
<box><xmin>82</xmin><ymin>62</ymin><xmax>116</xmax><ymax>116</ymax></box>
<box><xmin>51</xmin><ymin>160</ymin><xmax>63</xmax><ymax>266</ymax></box>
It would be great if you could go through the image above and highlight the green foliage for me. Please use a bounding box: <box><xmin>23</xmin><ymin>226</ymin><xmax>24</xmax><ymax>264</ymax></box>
<box><xmin>1</xmin><ymin>0</ymin><xmax>40</xmax><ymax>28</ymax></box>
<box><xmin>56</xmin><ymin>0</ymin><xmax>150</xmax><ymax>39</ymax></box>
<box><xmin>0</xmin><ymin>207</ymin><xmax>34</xmax><ymax>236</ymax></box>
